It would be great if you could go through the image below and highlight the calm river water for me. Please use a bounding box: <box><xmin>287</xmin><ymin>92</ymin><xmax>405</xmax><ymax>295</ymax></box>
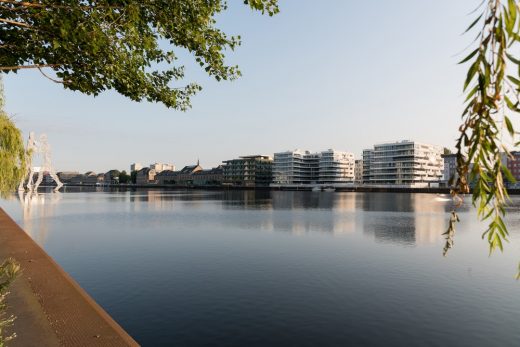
<box><xmin>2</xmin><ymin>190</ymin><xmax>520</xmax><ymax>346</ymax></box>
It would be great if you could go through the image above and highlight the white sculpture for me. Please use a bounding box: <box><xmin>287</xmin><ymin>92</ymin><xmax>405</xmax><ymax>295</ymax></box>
<box><xmin>18</xmin><ymin>132</ymin><xmax>38</xmax><ymax>191</ymax></box>
<box><xmin>19</xmin><ymin>133</ymin><xmax>63</xmax><ymax>192</ymax></box>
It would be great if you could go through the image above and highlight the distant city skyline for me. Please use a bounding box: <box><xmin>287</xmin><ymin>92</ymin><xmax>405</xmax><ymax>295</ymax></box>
<box><xmin>4</xmin><ymin>1</ymin><xmax>481</xmax><ymax>172</ymax></box>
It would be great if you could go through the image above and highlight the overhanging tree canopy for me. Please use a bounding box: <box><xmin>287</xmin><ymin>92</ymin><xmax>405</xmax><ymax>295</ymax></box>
<box><xmin>0</xmin><ymin>0</ymin><xmax>279</xmax><ymax>110</ymax></box>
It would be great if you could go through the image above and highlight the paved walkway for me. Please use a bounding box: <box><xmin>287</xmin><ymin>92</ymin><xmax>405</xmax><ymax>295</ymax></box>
<box><xmin>0</xmin><ymin>208</ymin><xmax>139</xmax><ymax>346</ymax></box>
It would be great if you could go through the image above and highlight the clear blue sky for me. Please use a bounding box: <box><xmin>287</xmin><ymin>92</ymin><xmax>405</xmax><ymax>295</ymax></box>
<box><xmin>5</xmin><ymin>0</ymin><xmax>480</xmax><ymax>173</ymax></box>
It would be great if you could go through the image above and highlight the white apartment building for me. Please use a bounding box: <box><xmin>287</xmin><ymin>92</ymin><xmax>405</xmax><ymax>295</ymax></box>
<box><xmin>130</xmin><ymin>163</ymin><xmax>143</xmax><ymax>172</ymax></box>
<box><xmin>273</xmin><ymin>149</ymin><xmax>354</xmax><ymax>185</ymax></box>
<box><xmin>149</xmin><ymin>163</ymin><xmax>175</xmax><ymax>173</ymax></box>
<box><xmin>273</xmin><ymin>150</ymin><xmax>320</xmax><ymax>185</ymax></box>
<box><xmin>362</xmin><ymin>140</ymin><xmax>443</xmax><ymax>187</ymax></box>
<box><xmin>319</xmin><ymin>149</ymin><xmax>355</xmax><ymax>184</ymax></box>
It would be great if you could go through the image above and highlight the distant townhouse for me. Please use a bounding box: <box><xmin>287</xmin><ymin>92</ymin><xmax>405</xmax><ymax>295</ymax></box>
<box><xmin>96</xmin><ymin>173</ymin><xmax>105</xmax><ymax>184</ymax></box>
<box><xmin>354</xmin><ymin>159</ymin><xmax>363</xmax><ymax>184</ymax></box>
<box><xmin>104</xmin><ymin>170</ymin><xmax>120</xmax><ymax>184</ymax></box>
<box><xmin>155</xmin><ymin>170</ymin><xmax>177</xmax><ymax>185</ymax></box>
<box><xmin>85</xmin><ymin>171</ymin><xmax>101</xmax><ymax>185</ymax></box>
<box><xmin>193</xmin><ymin>166</ymin><xmax>224</xmax><ymax>186</ymax></box>
<box><xmin>70</xmin><ymin>173</ymin><xmax>86</xmax><ymax>184</ymax></box>
<box><xmin>57</xmin><ymin>171</ymin><xmax>81</xmax><ymax>184</ymax></box>
<box><xmin>362</xmin><ymin>140</ymin><xmax>443</xmax><ymax>187</ymax></box>
<box><xmin>318</xmin><ymin>149</ymin><xmax>355</xmax><ymax>184</ymax></box>
<box><xmin>155</xmin><ymin>164</ymin><xmax>202</xmax><ymax>186</ymax></box>
<box><xmin>136</xmin><ymin>168</ymin><xmax>157</xmax><ymax>185</ymax></box>
<box><xmin>223</xmin><ymin>155</ymin><xmax>273</xmax><ymax>187</ymax></box>
<box><xmin>175</xmin><ymin>164</ymin><xmax>203</xmax><ymax>186</ymax></box>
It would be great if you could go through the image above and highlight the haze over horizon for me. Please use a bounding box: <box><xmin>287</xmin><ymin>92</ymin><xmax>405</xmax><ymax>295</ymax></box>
<box><xmin>5</xmin><ymin>1</ymin><xmax>480</xmax><ymax>173</ymax></box>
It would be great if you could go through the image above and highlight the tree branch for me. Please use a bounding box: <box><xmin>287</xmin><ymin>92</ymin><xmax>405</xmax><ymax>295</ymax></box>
<box><xmin>37</xmin><ymin>67</ymin><xmax>68</xmax><ymax>84</ymax></box>
<box><xmin>0</xmin><ymin>64</ymin><xmax>61</xmax><ymax>71</ymax></box>
<box><xmin>0</xmin><ymin>0</ymin><xmax>123</xmax><ymax>10</ymax></box>
<box><xmin>0</xmin><ymin>0</ymin><xmax>43</xmax><ymax>8</ymax></box>
<box><xmin>0</xmin><ymin>18</ymin><xmax>30</xmax><ymax>28</ymax></box>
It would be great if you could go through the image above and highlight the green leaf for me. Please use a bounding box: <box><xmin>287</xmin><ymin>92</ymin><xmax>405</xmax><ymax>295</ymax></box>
<box><xmin>504</xmin><ymin>95</ymin><xmax>519</xmax><ymax>112</ymax></box>
<box><xmin>503</xmin><ymin>164</ymin><xmax>516</xmax><ymax>183</ymax></box>
<box><xmin>464</xmin><ymin>59</ymin><xmax>480</xmax><ymax>90</ymax></box>
<box><xmin>464</xmin><ymin>85</ymin><xmax>479</xmax><ymax>102</ymax></box>
<box><xmin>463</xmin><ymin>13</ymin><xmax>484</xmax><ymax>34</ymax></box>
<box><xmin>506</xmin><ymin>52</ymin><xmax>520</xmax><ymax>65</ymax></box>
<box><xmin>507</xmin><ymin>75</ymin><xmax>520</xmax><ymax>87</ymax></box>
<box><xmin>458</xmin><ymin>48</ymin><xmax>479</xmax><ymax>64</ymax></box>
<box><xmin>504</xmin><ymin>115</ymin><xmax>515</xmax><ymax>137</ymax></box>
<box><xmin>509</xmin><ymin>0</ymin><xmax>517</xmax><ymax>25</ymax></box>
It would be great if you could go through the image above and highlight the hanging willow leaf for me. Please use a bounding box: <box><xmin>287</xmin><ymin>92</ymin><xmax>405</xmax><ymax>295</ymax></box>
<box><xmin>459</xmin><ymin>48</ymin><xmax>480</xmax><ymax>64</ymax></box>
<box><xmin>505</xmin><ymin>115</ymin><xmax>515</xmax><ymax>136</ymax></box>
<box><xmin>464</xmin><ymin>13</ymin><xmax>484</xmax><ymax>34</ymax></box>
<box><xmin>450</xmin><ymin>0</ymin><xmax>520</xmax><ymax>261</ymax></box>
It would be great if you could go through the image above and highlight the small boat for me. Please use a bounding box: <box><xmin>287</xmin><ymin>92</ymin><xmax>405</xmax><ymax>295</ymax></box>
<box><xmin>312</xmin><ymin>186</ymin><xmax>321</xmax><ymax>192</ymax></box>
<box><xmin>323</xmin><ymin>186</ymin><xmax>335</xmax><ymax>192</ymax></box>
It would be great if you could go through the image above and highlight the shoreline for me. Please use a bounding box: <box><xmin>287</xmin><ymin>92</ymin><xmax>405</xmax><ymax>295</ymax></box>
<box><xmin>0</xmin><ymin>208</ymin><xmax>139</xmax><ymax>346</ymax></box>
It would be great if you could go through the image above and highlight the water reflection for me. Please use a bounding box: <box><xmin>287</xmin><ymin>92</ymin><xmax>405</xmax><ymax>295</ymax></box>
<box><xmin>8</xmin><ymin>190</ymin><xmax>462</xmax><ymax>246</ymax></box>
<box><xmin>3</xmin><ymin>190</ymin><xmax>520</xmax><ymax>347</ymax></box>
<box><xmin>16</xmin><ymin>190</ymin><xmax>62</xmax><ymax>247</ymax></box>
<box><xmin>360</xmin><ymin>193</ymin><xmax>449</xmax><ymax>246</ymax></box>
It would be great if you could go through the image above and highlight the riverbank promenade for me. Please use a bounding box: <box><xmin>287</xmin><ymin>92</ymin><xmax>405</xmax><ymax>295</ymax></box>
<box><xmin>0</xmin><ymin>208</ymin><xmax>138</xmax><ymax>346</ymax></box>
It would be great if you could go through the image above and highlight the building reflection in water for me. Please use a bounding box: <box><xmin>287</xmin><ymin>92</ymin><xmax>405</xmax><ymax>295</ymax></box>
<box><xmin>12</xmin><ymin>189</ymin><xmax>463</xmax><ymax>246</ymax></box>
<box><xmin>270</xmin><ymin>192</ymin><xmax>357</xmax><ymax>236</ymax></box>
<box><xmin>17</xmin><ymin>190</ymin><xmax>62</xmax><ymax>247</ymax></box>
<box><xmin>359</xmin><ymin>193</ymin><xmax>454</xmax><ymax>246</ymax></box>
<box><xmin>219</xmin><ymin>191</ymin><xmax>358</xmax><ymax>236</ymax></box>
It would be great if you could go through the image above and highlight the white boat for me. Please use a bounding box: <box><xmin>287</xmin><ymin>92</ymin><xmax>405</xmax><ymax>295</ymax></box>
<box><xmin>312</xmin><ymin>186</ymin><xmax>321</xmax><ymax>192</ymax></box>
<box><xmin>323</xmin><ymin>186</ymin><xmax>335</xmax><ymax>192</ymax></box>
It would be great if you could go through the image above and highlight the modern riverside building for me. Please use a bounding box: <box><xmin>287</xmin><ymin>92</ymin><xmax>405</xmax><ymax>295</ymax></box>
<box><xmin>362</xmin><ymin>149</ymin><xmax>374</xmax><ymax>184</ymax></box>
<box><xmin>222</xmin><ymin>155</ymin><xmax>273</xmax><ymax>187</ymax></box>
<box><xmin>354</xmin><ymin>159</ymin><xmax>363</xmax><ymax>184</ymax></box>
<box><xmin>442</xmin><ymin>154</ymin><xmax>457</xmax><ymax>185</ymax></box>
<box><xmin>272</xmin><ymin>150</ymin><xmax>320</xmax><ymax>185</ymax></box>
<box><xmin>506</xmin><ymin>151</ymin><xmax>520</xmax><ymax>188</ymax></box>
<box><xmin>362</xmin><ymin>140</ymin><xmax>443</xmax><ymax>187</ymax></box>
<box><xmin>318</xmin><ymin>149</ymin><xmax>355</xmax><ymax>184</ymax></box>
